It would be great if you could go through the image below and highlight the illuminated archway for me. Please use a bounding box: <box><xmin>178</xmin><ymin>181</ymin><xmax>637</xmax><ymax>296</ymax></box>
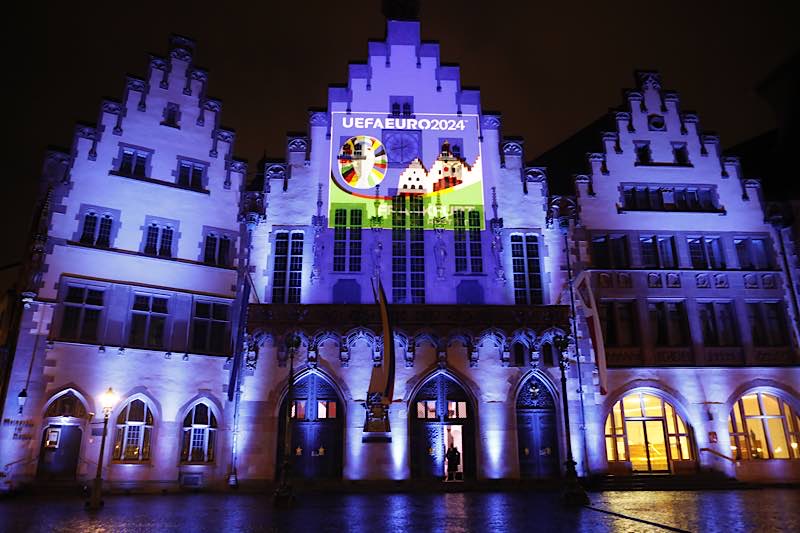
<box><xmin>409</xmin><ymin>372</ymin><xmax>476</xmax><ymax>481</ymax></box>
<box><xmin>604</xmin><ymin>390</ymin><xmax>693</xmax><ymax>473</ymax></box>
<box><xmin>728</xmin><ymin>390</ymin><xmax>800</xmax><ymax>460</ymax></box>
<box><xmin>276</xmin><ymin>372</ymin><xmax>344</xmax><ymax>479</ymax></box>
<box><xmin>37</xmin><ymin>389</ymin><xmax>90</xmax><ymax>481</ymax></box>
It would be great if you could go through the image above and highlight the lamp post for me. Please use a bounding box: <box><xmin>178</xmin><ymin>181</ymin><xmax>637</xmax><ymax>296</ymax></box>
<box><xmin>553</xmin><ymin>334</ymin><xmax>589</xmax><ymax>506</ymax></box>
<box><xmin>274</xmin><ymin>334</ymin><xmax>300</xmax><ymax>508</ymax></box>
<box><xmin>87</xmin><ymin>387</ymin><xmax>117</xmax><ymax>510</ymax></box>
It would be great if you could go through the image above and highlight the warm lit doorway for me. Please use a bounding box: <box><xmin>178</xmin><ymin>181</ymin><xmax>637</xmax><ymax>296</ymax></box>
<box><xmin>410</xmin><ymin>373</ymin><xmax>475</xmax><ymax>480</ymax></box>
<box><xmin>605</xmin><ymin>391</ymin><xmax>693</xmax><ymax>473</ymax></box>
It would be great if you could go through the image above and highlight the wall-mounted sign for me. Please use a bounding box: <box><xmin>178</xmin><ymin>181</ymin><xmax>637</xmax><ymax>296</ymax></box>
<box><xmin>329</xmin><ymin>112</ymin><xmax>485</xmax><ymax>229</ymax></box>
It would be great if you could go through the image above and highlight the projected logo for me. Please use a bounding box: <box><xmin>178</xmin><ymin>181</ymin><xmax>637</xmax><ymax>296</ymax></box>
<box><xmin>329</xmin><ymin>111</ymin><xmax>485</xmax><ymax>230</ymax></box>
<box><xmin>338</xmin><ymin>136</ymin><xmax>388</xmax><ymax>189</ymax></box>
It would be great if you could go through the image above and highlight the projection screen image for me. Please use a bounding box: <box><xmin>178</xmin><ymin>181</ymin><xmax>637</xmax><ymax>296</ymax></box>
<box><xmin>328</xmin><ymin>111</ymin><xmax>485</xmax><ymax>230</ymax></box>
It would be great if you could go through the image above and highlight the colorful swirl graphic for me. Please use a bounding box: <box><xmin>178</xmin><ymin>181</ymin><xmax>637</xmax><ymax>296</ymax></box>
<box><xmin>338</xmin><ymin>136</ymin><xmax>388</xmax><ymax>189</ymax></box>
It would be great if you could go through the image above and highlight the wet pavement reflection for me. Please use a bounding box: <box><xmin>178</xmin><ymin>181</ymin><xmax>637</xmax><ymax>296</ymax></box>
<box><xmin>0</xmin><ymin>489</ymin><xmax>798</xmax><ymax>532</ymax></box>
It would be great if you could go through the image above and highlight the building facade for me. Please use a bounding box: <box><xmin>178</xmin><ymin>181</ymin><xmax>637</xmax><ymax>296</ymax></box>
<box><xmin>1</xmin><ymin>18</ymin><xmax>798</xmax><ymax>492</ymax></box>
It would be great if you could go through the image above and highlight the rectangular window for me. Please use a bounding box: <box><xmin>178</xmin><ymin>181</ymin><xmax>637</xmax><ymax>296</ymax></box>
<box><xmin>79</xmin><ymin>212</ymin><xmax>114</xmax><ymax>248</ymax></box>
<box><xmin>699</xmin><ymin>302</ymin><xmax>738</xmax><ymax>347</ymax></box>
<box><xmin>203</xmin><ymin>233</ymin><xmax>232</xmax><ymax>266</ymax></box>
<box><xmin>118</xmin><ymin>148</ymin><xmax>150</xmax><ymax>178</ymax></box>
<box><xmin>735</xmin><ymin>237</ymin><xmax>772</xmax><ymax>270</ymax></box>
<box><xmin>416</xmin><ymin>400</ymin><xmax>437</xmax><ymax>419</ymax></box>
<box><xmin>143</xmin><ymin>223</ymin><xmax>175</xmax><ymax>259</ymax></box>
<box><xmin>60</xmin><ymin>286</ymin><xmax>104</xmax><ymax>342</ymax></box>
<box><xmin>747</xmin><ymin>302</ymin><xmax>788</xmax><ymax>346</ymax></box>
<box><xmin>592</xmin><ymin>235</ymin><xmax>629</xmax><ymax>268</ymax></box>
<box><xmin>333</xmin><ymin>209</ymin><xmax>363</xmax><ymax>273</ymax></box>
<box><xmin>177</xmin><ymin>161</ymin><xmax>205</xmax><ymax>190</ymax></box>
<box><xmin>640</xmin><ymin>235</ymin><xmax>676</xmax><ymax>269</ymax></box>
<box><xmin>191</xmin><ymin>301</ymin><xmax>230</xmax><ymax>354</ymax></box>
<box><xmin>599</xmin><ymin>300</ymin><xmax>638</xmax><ymax>347</ymax></box>
<box><xmin>688</xmin><ymin>237</ymin><xmax>725</xmax><ymax>270</ymax></box>
<box><xmin>622</xmin><ymin>185</ymin><xmax>716</xmax><ymax>212</ymax></box>
<box><xmin>648</xmin><ymin>301</ymin><xmax>689</xmax><ymax>346</ymax></box>
<box><xmin>272</xmin><ymin>232</ymin><xmax>304</xmax><ymax>303</ymax></box>
<box><xmin>453</xmin><ymin>209</ymin><xmax>483</xmax><ymax>273</ymax></box>
<box><xmin>511</xmin><ymin>234</ymin><xmax>543</xmax><ymax>304</ymax></box>
<box><xmin>129</xmin><ymin>294</ymin><xmax>168</xmax><ymax>348</ymax></box>
<box><xmin>392</xmin><ymin>196</ymin><xmax>425</xmax><ymax>303</ymax></box>
<box><xmin>290</xmin><ymin>400</ymin><xmax>306</xmax><ymax>419</ymax></box>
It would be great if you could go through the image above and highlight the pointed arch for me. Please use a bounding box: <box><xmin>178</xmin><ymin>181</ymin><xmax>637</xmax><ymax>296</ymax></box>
<box><xmin>42</xmin><ymin>386</ymin><xmax>92</xmax><ymax>419</ymax></box>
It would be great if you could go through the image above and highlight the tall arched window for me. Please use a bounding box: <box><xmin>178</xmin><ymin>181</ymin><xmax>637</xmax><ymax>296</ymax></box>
<box><xmin>605</xmin><ymin>391</ymin><xmax>692</xmax><ymax>472</ymax></box>
<box><xmin>181</xmin><ymin>403</ymin><xmax>218</xmax><ymax>463</ymax></box>
<box><xmin>728</xmin><ymin>392</ymin><xmax>800</xmax><ymax>460</ymax></box>
<box><xmin>113</xmin><ymin>399</ymin><xmax>154</xmax><ymax>462</ymax></box>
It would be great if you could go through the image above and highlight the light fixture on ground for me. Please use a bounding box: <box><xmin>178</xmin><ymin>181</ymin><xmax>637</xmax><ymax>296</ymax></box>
<box><xmin>274</xmin><ymin>333</ymin><xmax>301</xmax><ymax>508</ymax></box>
<box><xmin>86</xmin><ymin>387</ymin><xmax>118</xmax><ymax>511</ymax></box>
<box><xmin>553</xmin><ymin>334</ymin><xmax>589</xmax><ymax>506</ymax></box>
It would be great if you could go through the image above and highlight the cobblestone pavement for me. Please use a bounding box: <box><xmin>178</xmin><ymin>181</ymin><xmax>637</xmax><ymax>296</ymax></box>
<box><xmin>0</xmin><ymin>489</ymin><xmax>798</xmax><ymax>532</ymax></box>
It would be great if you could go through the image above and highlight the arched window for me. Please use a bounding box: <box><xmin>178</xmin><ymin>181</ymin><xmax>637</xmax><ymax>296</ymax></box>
<box><xmin>181</xmin><ymin>403</ymin><xmax>218</xmax><ymax>463</ymax></box>
<box><xmin>605</xmin><ymin>391</ymin><xmax>692</xmax><ymax>472</ymax></box>
<box><xmin>541</xmin><ymin>343</ymin><xmax>554</xmax><ymax>366</ymax></box>
<box><xmin>44</xmin><ymin>391</ymin><xmax>87</xmax><ymax>418</ymax></box>
<box><xmin>113</xmin><ymin>399</ymin><xmax>154</xmax><ymax>462</ymax></box>
<box><xmin>728</xmin><ymin>392</ymin><xmax>800</xmax><ymax>460</ymax></box>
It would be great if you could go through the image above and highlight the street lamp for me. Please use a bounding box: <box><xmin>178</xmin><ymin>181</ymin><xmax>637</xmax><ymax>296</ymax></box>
<box><xmin>87</xmin><ymin>387</ymin><xmax>118</xmax><ymax>510</ymax></box>
<box><xmin>274</xmin><ymin>333</ymin><xmax>301</xmax><ymax>508</ymax></box>
<box><xmin>17</xmin><ymin>388</ymin><xmax>28</xmax><ymax>415</ymax></box>
<box><xmin>553</xmin><ymin>334</ymin><xmax>589</xmax><ymax>506</ymax></box>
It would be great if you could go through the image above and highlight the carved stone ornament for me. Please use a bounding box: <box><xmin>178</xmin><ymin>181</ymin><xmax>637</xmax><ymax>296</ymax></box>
<box><xmin>647</xmin><ymin>273</ymin><xmax>662</xmax><ymax>288</ymax></box>
<box><xmin>309</xmin><ymin>111</ymin><xmax>330</xmax><ymax>126</ymax></box>
<box><xmin>695</xmin><ymin>273</ymin><xmax>710</xmax><ymax>288</ymax></box>
<box><xmin>666</xmin><ymin>272</ymin><xmax>681</xmax><ymax>288</ymax></box>
<box><xmin>265</xmin><ymin>164</ymin><xmax>287</xmax><ymax>181</ymax></box>
<box><xmin>287</xmin><ymin>137</ymin><xmax>308</xmax><ymax>153</ymax></box>
<box><xmin>761</xmin><ymin>274</ymin><xmax>776</xmax><ymax>289</ymax></box>
<box><xmin>481</xmin><ymin>115</ymin><xmax>501</xmax><ymax>130</ymax></box>
<box><xmin>502</xmin><ymin>141</ymin><xmax>523</xmax><ymax>156</ymax></box>
<box><xmin>434</xmin><ymin>233</ymin><xmax>447</xmax><ymax>280</ymax></box>
<box><xmin>743</xmin><ymin>273</ymin><xmax>758</xmax><ymax>289</ymax></box>
<box><xmin>714</xmin><ymin>274</ymin><xmax>729</xmax><ymax>288</ymax></box>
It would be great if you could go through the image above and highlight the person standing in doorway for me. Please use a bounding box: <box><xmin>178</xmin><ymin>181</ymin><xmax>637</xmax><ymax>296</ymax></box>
<box><xmin>446</xmin><ymin>445</ymin><xmax>461</xmax><ymax>481</ymax></box>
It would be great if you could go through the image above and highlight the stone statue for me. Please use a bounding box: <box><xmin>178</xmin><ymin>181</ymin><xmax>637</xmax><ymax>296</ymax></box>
<box><xmin>434</xmin><ymin>233</ymin><xmax>447</xmax><ymax>280</ymax></box>
<box><xmin>491</xmin><ymin>229</ymin><xmax>506</xmax><ymax>282</ymax></box>
<box><xmin>372</xmin><ymin>239</ymin><xmax>383</xmax><ymax>279</ymax></box>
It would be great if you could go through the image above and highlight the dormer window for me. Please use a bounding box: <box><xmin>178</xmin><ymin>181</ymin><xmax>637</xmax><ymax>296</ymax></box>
<box><xmin>162</xmin><ymin>102</ymin><xmax>180</xmax><ymax>128</ymax></box>
<box><xmin>673</xmin><ymin>143</ymin><xmax>690</xmax><ymax>165</ymax></box>
<box><xmin>634</xmin><ymin>142</ymin><xmax>652</xmax><ymax>164</ymax></box>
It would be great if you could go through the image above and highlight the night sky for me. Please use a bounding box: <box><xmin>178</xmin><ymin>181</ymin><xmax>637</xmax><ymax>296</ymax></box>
<box><xmin>4</xmin><ymin>1</ymin><xmax>798</xmax><ymax>268</ymax></box>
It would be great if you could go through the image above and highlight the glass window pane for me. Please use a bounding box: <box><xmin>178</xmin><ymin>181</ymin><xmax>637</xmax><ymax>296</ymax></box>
<box><xmin>616</xmin><ymin>437</ymin><xmax>627</xmax><ymax>461</ymax></box>
<box><xmin>613</xmin><ymin>402</ymin><xmax>623</xmax><ymax>428</ymax></box>
<box><xmin>742</xmin><ymin>395</ymin><xmax>761</xmax><ymax>416</ymax></box>
<box><xmin>128</xmin><ymin>400</ymin><xmax>145</xmax><ymax>422</ymax></box>
<box><xmin>458</xmin><ymin>401</ymin><xmax>467</xmax><ymax>418</ymax></box>
<box><xmin>416</xmin><ymin>402</ymin><xmax>425</xmax><ymax>418</ymax></box>
<box><xmin>678</xmin><ymin>436</ymin><xmax>691</xmax><ymax>459</ymax></box>
<box><xmin>426</xmin><ymin>401</ymin><xmax>436</xmax><ymax>419</ymax></box>
<box><xmin>642</xmin><ymin>394</ymin><xmax>662</xmax><ymax>417</ymax></box>
<box><xmin>328</xmin><ymin>401</ymin><xmax>337</xmax><ymax>419</ymax></box>
<box><xmin>317</xmin><ymin>400</ymin><xmax>327</xmax><ymax>419</ymax></box>
<box><xmin>762</xmin><ymin>393</ymin><xmax>781</xmax><ymax>416</ymax></box>
<box><xmin>605</xmin><ymin>415</ymin><xmax>613</xmax><ymax>435</ymax></box>
<box><xmin>622</xmin><ymin>394</ymin><xmax>643</xmax><ymax>418</ymax></box>
<box><xmin>645</xmin><ymin>420</ymin><xmax>669</xmax><ymax>471</ymax></box>
<box><xmin>746</xmin><ymin>419</ymin><xmax>768</xmax><ymax>459</ymax></box>
<box><xmin>676</xmin><ymin>415</ymin><xmax>687</xmax><ymax>434</ymax></box>
<box><xmin>668</xmin><ymin>436</ymin><xmax>679</xmax><ymax>460</ymax></box>
<box><xmin>626</xmin><ymin>421</ymin><xmax>648</xmax><ymax>471</ymax></box>
<box><xmin>767</xmin><ymin>418</ymin><xmax>789</xmax><ymax>458</ymax></box>
<box><xmin>606</xmin><ymin>437</ymin><xmax>615</xmax><ymax>461</ymax></box>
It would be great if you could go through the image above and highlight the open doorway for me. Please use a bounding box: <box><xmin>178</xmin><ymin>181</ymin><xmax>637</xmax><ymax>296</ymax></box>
<box><xmin>444</xmin><ymin>424</ymin><xmax>464</xmax><ymax>481</ymax></box>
